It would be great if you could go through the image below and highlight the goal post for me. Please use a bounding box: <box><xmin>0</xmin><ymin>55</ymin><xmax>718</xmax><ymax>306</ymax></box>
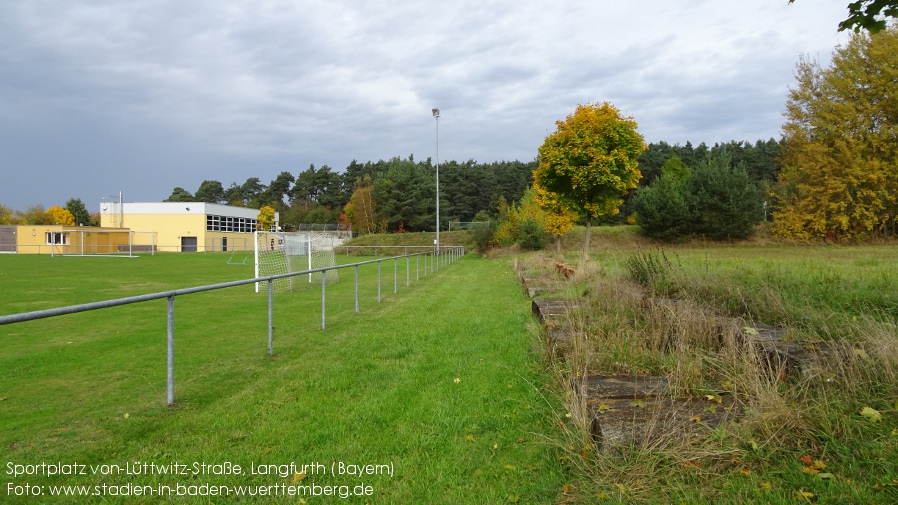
<box><xmin>254</xmin><ymin>231</ymin><xmax>339</xmax><ymax>293</ymax></box>
<box><xmin>50</xmin><ymin>229</ymin><xmax>156</xmax><ymax>257</ymax></box>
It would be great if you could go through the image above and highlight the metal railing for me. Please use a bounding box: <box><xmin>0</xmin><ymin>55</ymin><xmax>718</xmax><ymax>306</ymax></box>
<box><xmin>1</xmin><ymin>246</ymin><xmax>465</xmax><ymax>405</ymax></box>
<box><xmin>339</xmin><ymin>245</ymin><xmax>440</xmax><ymax>256</ymax></box>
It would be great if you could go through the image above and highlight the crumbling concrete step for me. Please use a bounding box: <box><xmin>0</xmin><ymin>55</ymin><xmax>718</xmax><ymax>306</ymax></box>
<box><xmin>756</xmin><ymin>340</ymin><xmax>848</xmax><ymax>378</ymax></box>
<box><xmin>546</xmin><ymin>328</ymin><xmax>573</xmax><ymax>356</ymax></box>
<box><xmin>576</xmin><ymin>375</ymin><xmax>670</xmax><ymax>400</ymax></box>
<box><xmin>531</xmin><ymin>298</ymin><xmax>573</xmax><ymax>324</ymax></box>
<box><xmin>519</xmin><ymin>274</ymin><xmax>553</xmax><ymax>298</ymax></box>
<box><xmin>740</xmin><ymin>324</ymin><xmax>787</xmax><ymax>341</ymax></box>
<box><xmin>739</xmin><ymin>324</ymin><xmax>851</xmax><ymax>378</ymax></box>
<box><xmin>589</xmin><ymin>396</ymin><xmax>743</xmax><ymax>450</ymax></box>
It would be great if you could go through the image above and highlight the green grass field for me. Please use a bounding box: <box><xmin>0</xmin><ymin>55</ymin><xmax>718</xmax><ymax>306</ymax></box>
<box><xmin>7</xmin><ymin>231</ymin><xmax>898</xmax><ymax>504</ymax></box>
<box><xmin>1</xmin><ymin>252</ymin><xmax>568</xmax><ymax>503</ymax></box>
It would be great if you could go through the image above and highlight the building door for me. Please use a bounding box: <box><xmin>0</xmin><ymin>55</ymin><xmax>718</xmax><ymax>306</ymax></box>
<box><xmin>181</xmin><ymin>236</ymin><xmax>197</xmax><ymax>252</ymax></box>
<box><xmin>0</xmin><ymin>226</ymin><xmax>16</xmax><ymax>253</ymax></box>
<box><xmin>221</xmin><ymin>237</ymin><xmax>228</xmax><ymax>252</ymax></box>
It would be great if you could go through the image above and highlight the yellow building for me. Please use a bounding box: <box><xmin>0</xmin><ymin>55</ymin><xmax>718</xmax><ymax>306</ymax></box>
<box><xmin>1</xmin><ymin>225</ymin><xmax>132</xmax><ymax>255</ymax></box>
<box><xmin>99</xmin><ymin>202</ymin><xmax>277</xmax><ymax>252</ymax></box>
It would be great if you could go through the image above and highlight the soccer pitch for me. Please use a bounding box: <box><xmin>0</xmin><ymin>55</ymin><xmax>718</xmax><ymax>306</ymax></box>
<box><xmin>0</xmin><ymin>253</ymin><xmax>567</xmax><ymax>503</ymax></box>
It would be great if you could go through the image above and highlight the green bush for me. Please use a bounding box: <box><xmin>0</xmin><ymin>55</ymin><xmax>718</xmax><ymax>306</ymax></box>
<box><xmin>471</xmin><ymin>219</ymin><xmax>497</xmax><ymax>255</ymax></box>
<box><xmin>690</xmin><ymin>154</ymin><xmax>764</xmax><ymax>240</ymax></box>
<box><xmin>634</xmin><ymin>151</ymin><xmax>764</xmax><ymax>241</ymax></box>
<box><xmin>516</xmin><ymin>218</ymin><xmax>545</xmax><ymax>250</ymax></box>
<box><xmin>633</xmin><ymin>175</ymin><xmax>694</xmax><ymax>241</ymax></box>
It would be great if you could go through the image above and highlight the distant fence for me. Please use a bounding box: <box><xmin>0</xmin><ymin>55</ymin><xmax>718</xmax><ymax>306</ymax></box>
<box><xmin>338</xmin><ymin>245</ymin><xmax>442</xmax><ymax>257</ymax></box>
<box><xmin>0</xmin><ymin>246</ymin><xmax>465</xmax><ymax>405</ymax></box>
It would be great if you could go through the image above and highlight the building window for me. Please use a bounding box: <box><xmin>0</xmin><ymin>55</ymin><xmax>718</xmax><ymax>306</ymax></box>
<box><xmin>206</xmin><ymin>215</ymin><xmax>220</xmax><ymax>231</ymax></box>
<box><xmin>46</xmin><ymin>232</ymin><xmax>68</xmax><ymax>245</ymax></box>
<box><xmin>205</xmin><ymin>214</ymin><xmax>258</xmax><ymax>233</ymax></box>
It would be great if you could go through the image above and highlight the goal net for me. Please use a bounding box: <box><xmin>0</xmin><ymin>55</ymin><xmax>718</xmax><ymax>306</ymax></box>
<box><xmin>254</xmin><ymin>231</ymin><xmax>339</xmax><ymax>293</ymax></box>
<box><xmin>50</xmin><ymin>229</ymin><xmax>156</xmax><ymax>257</ymax></box>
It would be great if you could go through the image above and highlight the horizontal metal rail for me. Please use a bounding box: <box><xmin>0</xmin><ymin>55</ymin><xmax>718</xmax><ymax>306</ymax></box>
<box><xmin>339</xmin><ymin>244</ymin><xmax>437</xmax><ymax>256</ymax></box>
<box><xmin>1</xmin><ymin>246</ymin><xmax>465</xmax><ymax>405</ymax></box>
<box><xmin>0</xmin><ymin>248</ymin><xmax>461</xmax><ymax>325</ymax></box>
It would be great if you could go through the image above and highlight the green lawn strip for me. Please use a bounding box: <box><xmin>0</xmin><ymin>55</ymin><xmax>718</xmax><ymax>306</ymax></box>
<box><xmin>2</xmin><ymin>254</ymin><xmax>567</xmax><ymax>503</ymax></box>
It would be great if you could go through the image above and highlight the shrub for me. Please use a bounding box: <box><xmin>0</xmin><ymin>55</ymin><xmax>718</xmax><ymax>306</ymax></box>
<box><xmin>516</xmin><ymin>218</ymin><xmax>545</xmax><ymax>250</ymax></box>
<box><xmin>471</xmin><ymin>219</ymin><xmax>497</xmax><ymax>255</ymax></box>
<box><xmin>633</xmin><ymin>151</ymin><xmax>764</xmax><ymax>241</ymax></box>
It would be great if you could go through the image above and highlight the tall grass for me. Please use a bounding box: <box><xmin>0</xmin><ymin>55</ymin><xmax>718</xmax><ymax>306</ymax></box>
<box><xmin>526</xmin><ymin>243</ymin><xmax>898</xmax><ymax>503</ymax></box>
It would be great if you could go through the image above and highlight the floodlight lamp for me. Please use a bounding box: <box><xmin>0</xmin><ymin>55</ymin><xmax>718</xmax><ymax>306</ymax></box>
<box><xmin>432</xmin><ymin>108</ymin><xmax>440</xmax><ymax>118</ymax></box>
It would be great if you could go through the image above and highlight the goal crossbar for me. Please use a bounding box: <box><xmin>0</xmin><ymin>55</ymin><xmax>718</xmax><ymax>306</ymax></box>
<box><xmin>254</xmin><ymin>231</ymin><xmax>339</xmax><ymax>293</ymax></box>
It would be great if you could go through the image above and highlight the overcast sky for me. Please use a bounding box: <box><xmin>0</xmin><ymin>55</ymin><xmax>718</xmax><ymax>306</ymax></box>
<box><xmin>0</xmin><ymin>0</ymin><xmax>850</xmax><ymax>211</ymax></box>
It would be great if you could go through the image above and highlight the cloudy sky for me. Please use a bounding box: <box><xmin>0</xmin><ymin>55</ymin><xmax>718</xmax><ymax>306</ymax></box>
<box><xmin>0</xmin><ymin>0</ymin><xmax>850</xmax><ymax>211</ymax></box>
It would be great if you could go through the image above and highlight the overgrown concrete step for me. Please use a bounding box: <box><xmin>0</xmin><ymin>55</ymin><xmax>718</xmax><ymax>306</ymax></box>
<box><xmin>519</xmin><ymin>274</ymin><xmax>553</xmax><ymax>298</ymax></box>
<box><xmin>756</xmin><ymin>340</ymin><xmax>851</xmax><ymax>378</ymax></box>
<box><xmin>588</xmin><ymin>396</ymin><xmax>743</xmax><ymax>450</ymax></box>
<box><xmin>546</xmin><ymin>328</ymin><xmax>573</xmax><ymax>351</ymax></box>
<box><xmin>739</xmin><ymin>324</ymin><xmax>852</xmax><ymax>378</ymax></box>
<box><xmin>531</xmin><ymin>298</ymin><xmax>574</xmax><ymax>324</ymax></box>
<box><xmin>576</xmin><ymin>375</ymin><xmax>670</xmax><ymax>400</ymax></box>
<box><xmin>739</xmin><ymin>324</ymin><xmax>787</xmax><ymax>341</ymax></box>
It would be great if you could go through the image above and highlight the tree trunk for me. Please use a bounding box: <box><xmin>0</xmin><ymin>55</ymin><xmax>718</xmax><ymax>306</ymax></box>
<box><xmin>556</xmin><ymin>235</ymin><xmax>561</xmax><ymax>254</ymax></box>
<box><xmin>583</xmin><ymin>218</ymin><xmax>592</xmax><ymax>257</ymax></box>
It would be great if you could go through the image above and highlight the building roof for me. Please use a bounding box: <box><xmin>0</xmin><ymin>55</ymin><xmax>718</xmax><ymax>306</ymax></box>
<box><xmin>99</xmin><ymin>202</ymin><xmax>265</xmax><ymax>219</ymax></box>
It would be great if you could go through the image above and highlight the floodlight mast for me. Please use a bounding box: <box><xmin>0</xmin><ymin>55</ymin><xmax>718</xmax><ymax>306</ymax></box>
<box><xmin>432</xmin><ymin>108</ymin><xmax>440</xmax><ymax>253</ymax></box>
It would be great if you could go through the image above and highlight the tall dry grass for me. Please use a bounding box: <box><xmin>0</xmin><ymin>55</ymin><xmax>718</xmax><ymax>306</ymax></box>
<box><xmin>521</xmin><ymin>245</ymin><xmax>898</xmax><ymax>503</ymax></box>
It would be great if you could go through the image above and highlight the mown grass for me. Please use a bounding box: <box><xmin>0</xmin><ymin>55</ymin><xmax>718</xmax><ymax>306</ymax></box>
<box><xmin>1</xmin><ymin>252</ymin><xmax>568</xmax><ymax>503</ymax></box>
<box><xmin>523</xmin><ymin>237</ymin><xmax>898</xmax><ymax>504</ymax></box>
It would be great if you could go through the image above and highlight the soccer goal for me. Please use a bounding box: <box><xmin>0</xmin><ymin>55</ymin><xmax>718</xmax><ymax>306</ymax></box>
<box><xmin>254</xmin><ymin>231</ymin><xmax>339</xmax><ymax>293</ymax></box>
<box><xmin>50</xmin><ymin>229</ymin><xmax>156</xmax><ymax>257</ymax></box>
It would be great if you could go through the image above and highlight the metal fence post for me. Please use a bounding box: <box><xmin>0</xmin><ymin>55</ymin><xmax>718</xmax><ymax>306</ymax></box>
<box><xmin>406</xmin><ymin>255</ymin><xmax>410</xmax><ymax>287</ymax></box>
<box><xmin>267</xmin><ymin>280</ymin><xmax>273</xmax><ymax>355</ymax></box>
<box><xmin>377</xmin><ymin>260</ymin><xmax>382</xmax><ymax>302</ymax></box>
<box><xmin>167</xmin><ymin>294</ymin><xmax>175</xmax><ymax>406</ymax></box>
<box><xmin>393</xmin><ymin>258</ymin><xmax>397</xmax><ymax>294</ymax></box>
<box><xmin>321</xmin><ymin>271</ymin><xmax>326</xmax><ymax>330</ymax></box>
<box><xmin>416</xmin><ymin>254</ymin><xmax>419</xmax><ymax>281</ymax></box>
<box><xmin>354</xmin><ymin>265</ymin><xmax>359</xmax><ymax>314</ymax></box>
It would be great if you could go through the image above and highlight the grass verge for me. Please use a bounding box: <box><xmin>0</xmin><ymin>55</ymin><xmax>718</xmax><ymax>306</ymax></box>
<box><xmin>1</xmin><ymin>253</ymin><xmax>568</xmax><ymax>503</ymax></box>
<box><xmin>520</xmin><ymin>242</ymin><xmax>898</xmax><ymax>504</ymax></box>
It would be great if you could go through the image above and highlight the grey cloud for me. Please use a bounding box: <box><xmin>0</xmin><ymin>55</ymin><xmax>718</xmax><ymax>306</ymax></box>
<box><xmin>0</xmin><ymin>0</ymin><xmax>850</xmax><ymax>210</ymax></box>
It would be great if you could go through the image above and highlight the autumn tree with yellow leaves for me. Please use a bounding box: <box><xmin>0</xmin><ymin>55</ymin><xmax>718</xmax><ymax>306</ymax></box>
<box><xmin>256</xmin><ymin>205</ymin><xmax>276</xmax><ymax>231</ymax></box>
<box><xmin>47</xmin><ymin>205</ymin><xmax>75</xmax><ymax>226</ymax></box>
<box><xmin>533</xmin><ymin>181</ymin><xmax>577</xmax><ymax>253</ymax></box>
<box><xmin>343</xmin><ymin>176</ymin><xmax>380</xmax><ymax>234</ymax></box>
<box><xmin>535</xmin><ymin>102</ymin><xmax>645</xmax><ymax>254</ymax></box>
<box><xmin>773</xmin><ymin>27</ymin><xmax>898</xmax><ymax>240</ymax></box>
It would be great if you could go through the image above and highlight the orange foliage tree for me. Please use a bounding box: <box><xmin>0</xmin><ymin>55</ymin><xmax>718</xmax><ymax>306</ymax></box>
<box><xmin>47</xmin><ymin>206</ymin><xmax>75</xmax><ymax>226</ymax></box>
<box><xmin>535</xmin><ymin>102</ymin><xmax>645</xmax><ymax>254</ymax></box>
<box><xmin>773</xmin><ymin>27</ymin><xmax>898</xmax><ymax>240</ymax></box>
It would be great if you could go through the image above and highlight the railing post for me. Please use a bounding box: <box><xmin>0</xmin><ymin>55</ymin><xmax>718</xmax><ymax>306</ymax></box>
<box><xmin>355</xmin><ymin>265</ymin><xmax>359</xmax><ymax>314</ymax></box>
<box><xmin>406</xmin><ymin>255</ymin><xmax>410</xmax><ymax>287</ymax></box>
<box><xmin>166</xmin><ymin>294</ymin><xmax>175</xmax><ymax>406</ymax></box>
<box><xmin>393</xmin><ymin>258</ymin><xmax>397</xmax><ymax>294</ymax></box>
<box><xmin>416</xmin><ymin>254</ymin><xmax>419</xmax><ymax>281</ymax></box>
<box><xmin>267</xmin><ymin>280</ymin><xmax>273</xmax><ymax>355</ymax></box>
<box><xmin>321</xmin><ymin>271</ymin><xmax>326</xmax><ymax>330</ymax></box>
<box><xmin>377</xmin><ymin>260</ymin><xmax>382</xmax><ymax>302</ymax></box>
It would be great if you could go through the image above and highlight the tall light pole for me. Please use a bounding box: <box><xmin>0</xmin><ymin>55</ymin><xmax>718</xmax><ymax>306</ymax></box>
<box><xmin>432</xmin><ymin>108</ymin><xmax>440</xmax><ymax>253</ymax></box>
